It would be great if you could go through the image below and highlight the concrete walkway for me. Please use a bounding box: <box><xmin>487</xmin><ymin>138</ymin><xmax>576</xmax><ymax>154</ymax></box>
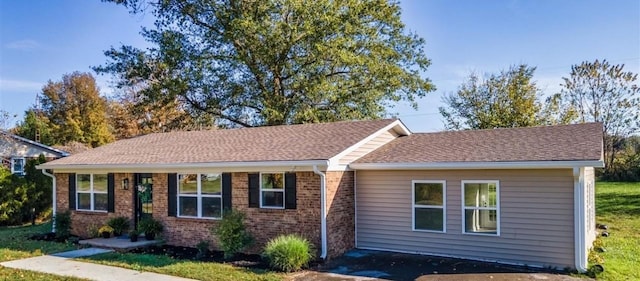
<box><xmin>0</xmin><ymin>248</ymin><xmax>196</xmax><ymax>281</ymax></box>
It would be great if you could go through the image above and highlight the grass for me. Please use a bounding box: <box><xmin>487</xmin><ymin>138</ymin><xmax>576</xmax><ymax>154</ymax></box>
<box><xmin>594</xmin><ymin>181</ymin><xmax>640</xmax><ymax>280</ymax></box>
<box><xmin>80</xmin><ymin>252</ymin><xmax>283</xmax><ymax>281</ymax></box>
<box><xmin>0</xmin><ymin>222</ymin><xmax>87</xmax><ymax>280</ymax></box>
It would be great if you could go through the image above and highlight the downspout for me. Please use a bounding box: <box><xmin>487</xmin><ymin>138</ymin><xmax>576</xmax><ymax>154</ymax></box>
<box><xmin>573</xmin><ymin>167</ymin><xmax>587</xmax><ymax>272</ymax></box>
<box><xmin>41</xmin><ymin>169</ymin><xmax>56</xmax><ymax>233</ymax></box>
<box><xmin>313</xmin><ymin>164</ymin><xmax>328</xmax><ymax>260</ymax></box>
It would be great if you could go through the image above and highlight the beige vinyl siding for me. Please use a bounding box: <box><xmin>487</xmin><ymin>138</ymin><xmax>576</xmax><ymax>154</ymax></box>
<box><xmin>356</xmin><ymin>169</ymin><xmax>576</xmax><ymax>269</ymax></box>
<box><xmin>339</xmin><ymin>130</ymin><xmax>399</xmax><ymax>165</ymax></box>
<box><xmin>0</xmin><ymin>138</ymin><xmax>62</xmax><ymax>158</ymax></box>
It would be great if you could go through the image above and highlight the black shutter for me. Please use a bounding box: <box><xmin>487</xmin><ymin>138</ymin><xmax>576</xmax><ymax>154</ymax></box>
<box><xmin>248</xmin><ymin>173</ymin><xmax>259</xmax><ymax>208</ymax></box>
<box><xmin>222</xmin><ymin>173</ymin><xmax>232</xmax><ymax>211</ymax></box>
<box><xmin>285</xmin><ymin>172</ymin><xmax>297</xmax><ymax>209</ymax></box>
<box><xmin>68</xmin><ymin>173</ymin><xmax>76</xmax><ymax>210</ymax></box>
<box><xmin>168</xmin><ymin>173</ymin><xmax>177</xmax><ymax>217</ymax></box>
<box><xmin>107</xmin><ymin>173</ymin><xmax>115</xmax><ymax>213</ymax></box>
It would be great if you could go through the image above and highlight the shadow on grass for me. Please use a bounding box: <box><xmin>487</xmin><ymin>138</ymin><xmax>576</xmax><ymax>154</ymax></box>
<box><xmin>0</xmin><ymin>222</ymin><xmax>78</xmax><ymax>261</ymax></box>
<box><xmin>596</xmin><ymin>184</ymin><xmax>640</xmax><ymax>217</ymax></box>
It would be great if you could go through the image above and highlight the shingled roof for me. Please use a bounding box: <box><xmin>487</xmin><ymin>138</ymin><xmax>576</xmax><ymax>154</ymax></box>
<box><xmin>353</xmin><ymin>122</ymin><xmax>603</xmax><ymax>165</ymax></box>
<box><xmin>40</xmin><ymin>119</ymin><xmax>399</xmax><ymax>167</ymax></box>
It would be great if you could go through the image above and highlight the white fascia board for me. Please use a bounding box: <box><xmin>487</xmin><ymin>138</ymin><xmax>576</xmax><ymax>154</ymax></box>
<box><xmin>36</xmin><ymin>160</ymin><xmax>328</xmax><ymax>173</ymax></box>
<box><xmin>349</xmin><ymin>160</ymin><xmax>605</xmax><ymax>170</ymax></box>
<box><xmin>327</xmin><ymin>120</ymin><xmax>410</xmax><ymax>169</ymax></box>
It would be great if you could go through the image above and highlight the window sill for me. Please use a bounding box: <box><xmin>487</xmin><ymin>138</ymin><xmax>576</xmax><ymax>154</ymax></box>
<box><xmin>175</xmin><ymin>216</ymin><xmax>221</xmax><ymax>221</ymax></box>
<box><xmin>412</xmin><ymin>228</ymin><xmax>446</xmax><ymax>234</ymax></box>
<box><xmin>73</xmin><ymin>210</ymin><xmax>108</xmax><ymax>215</ymax></box>
<box><xmin>462</xmin><ymin>231</ymin><xmax>499</xmax><ymax>237</ymax></box>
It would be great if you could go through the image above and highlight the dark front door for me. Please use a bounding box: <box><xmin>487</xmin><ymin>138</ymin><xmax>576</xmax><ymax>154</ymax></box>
<box><xmin>134</xmin><ymin>173</ymin><xmax>153</xmax><ymax>228</ymax></box>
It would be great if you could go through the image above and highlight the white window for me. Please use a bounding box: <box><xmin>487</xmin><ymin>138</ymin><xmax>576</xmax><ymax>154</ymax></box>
<box><xmin>412</xmin><ymin>180</ymin><xmax>446</xmax><ymax>232</ymax></box>
<box><xmin>462</xmin><ymin>180</ymin><xmax>499</xmax><ymax>235</ymax></box>
<box><xmin>260</xmin><ymin>173</ymin><xmax>285</xmax><ymax>208</ymax></box>
<box><xmin>178</xmin><ymin>173</ymin><xmax>222</xmax><ymax>219</ymax></box>
<box><xmin>11</xmin><ymin>158</ymin><xmax>25</xmax><ymax>175</ymax></box>
<box><xmin>77</xmin><ymin>174</ymin><xmax>108</xmax><ymax>212</ymax></box>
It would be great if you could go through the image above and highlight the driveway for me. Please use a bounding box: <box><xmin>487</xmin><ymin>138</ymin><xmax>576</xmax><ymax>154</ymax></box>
<box><xmin>292</xmin><ymin>250</ymin><xmax>586</xmax><ymax>281</ymax></box>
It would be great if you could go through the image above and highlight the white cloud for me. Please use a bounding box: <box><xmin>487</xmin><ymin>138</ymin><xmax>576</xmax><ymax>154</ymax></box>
<box><xmin>0</xmin><ymin>78</ymin><xmax>43</xmax><ymax>92</ymax></box>
<box><xmin>5</xmin><ymin>39</ymin><xmax>41</xmax><ymax>50</ymax></box>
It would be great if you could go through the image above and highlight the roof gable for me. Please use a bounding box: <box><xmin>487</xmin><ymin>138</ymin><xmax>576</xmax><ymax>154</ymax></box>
<box><xmin>0</xmin><ymin>132</ymin><xmax>69</xmax><ymax>158</ymax></box>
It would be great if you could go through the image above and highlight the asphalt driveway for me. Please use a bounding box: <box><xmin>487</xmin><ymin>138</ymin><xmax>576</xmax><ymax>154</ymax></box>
<box><xmin>292</xmin><ymin>250</ymin><xmax>586</xmax><ymax>281</ymax></box>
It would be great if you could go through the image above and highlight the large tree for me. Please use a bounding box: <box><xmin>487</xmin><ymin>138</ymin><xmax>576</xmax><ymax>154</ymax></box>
<box><xmin>13</xmin><ymin>110</ymin><xmax>54</xmax><ymax>145</ymax></box>
<box><xmin>39</xmin><ymin>72</ymin><xmax>114</xmax><ymax>147</ymax></box>
<box><xmin>559</xmin><ymin>59</ymin><xmax>640</xmax><ymax>175</ymax></box>
<box><xmin>439</xmin><ymin>64</ymin><xmax>547</xmax><ymax>130</ymax></box>
<box><xmin>96</xmin><ymin>0</ymin><xmax>435</xmax><ymax>127</ymax></box>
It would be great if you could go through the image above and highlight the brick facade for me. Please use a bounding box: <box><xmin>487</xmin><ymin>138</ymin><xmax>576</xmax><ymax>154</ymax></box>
<box><xmin>56</xmin><ymin>171</ymin><xmax>355</xmax><ymax>258</ymax></box>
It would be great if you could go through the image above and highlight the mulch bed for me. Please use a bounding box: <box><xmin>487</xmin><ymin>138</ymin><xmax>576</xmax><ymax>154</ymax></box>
<box><xmin>29</xmin><ymin>232</ymin><xmax>80</xmax><ymax>243</ymax></box>
<box><xmin>129</xmin><ymin>245</ymin><xmax>272</xmax><ymax>270</ymax></box>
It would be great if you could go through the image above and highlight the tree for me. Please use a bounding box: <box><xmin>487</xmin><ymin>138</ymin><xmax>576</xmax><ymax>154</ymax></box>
<box><xmin>13</xmin><ymin>110</ymin><xmax>54</xmax><ymax>146</ymax></box>
<box><xmin>96</xmin><ymin>0</ymin><xmax>435</xmax><ymax>127</ymax></box>
<box><xmin>39</xmin><ymin>72</ymin><xmax>114</xmax><ymax>147</ymax></box>
<box><xmin>559</xmin><ymin>59</ymin><xmax>640</xmax><ymax>176</ymax></box>
<box><xmin>439</xmin><ymin>64</ymin><xmax>547</xmax><ymax>130</ymax></box>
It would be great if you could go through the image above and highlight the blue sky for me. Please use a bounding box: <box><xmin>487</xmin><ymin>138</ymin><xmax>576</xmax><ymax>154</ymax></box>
<box><xmin>1</xmin><ymin>0</ymin><xmax>638</xmax><ymax>132</ymax></box>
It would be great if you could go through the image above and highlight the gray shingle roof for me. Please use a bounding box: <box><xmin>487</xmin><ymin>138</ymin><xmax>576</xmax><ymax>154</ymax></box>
<box><xmin>41</xmin><ymin>119</ymin><xmax>397</xmax><ymax>166</ymax></box>
<box><xmin>354</xmin><ymin>122</ymin><xmax>603</xmax><ymax>163</ymax></box>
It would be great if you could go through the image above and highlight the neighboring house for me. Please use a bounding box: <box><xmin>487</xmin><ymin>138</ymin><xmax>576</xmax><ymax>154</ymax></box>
<box><xmin>0</xmin><ymin>131</ymin><xmax>69</xmax><ymax>175</ymax></box>
<box><xmin>37</xmin><ymin>119</ymin><xmax>603</xmax><ymax>272</ymax></box>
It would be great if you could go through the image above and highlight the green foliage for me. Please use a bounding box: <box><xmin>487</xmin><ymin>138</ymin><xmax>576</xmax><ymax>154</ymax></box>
<box><xmin>39</xmin><ymin>72</ymin><xmax>114</xmax><ymax>147</ymax></box>
<box><xmin>0</xmin><ymin>155</ymin><xmax>53</xmax><ymax>226</ymax></box>
<box><xmin>196</xmin><ymin>240</ymin><xmax>210</xmax><ymax>259</ymax></box>
<box><xmin>560</xmin><ymin>59</ymin><xmax>640</xmax><ymax>177</ymax></box>
<box><xmin>14</xmin><ymin>110</ymin><xmax>54</xmax><ymax>146</ymax></box>
<box><xmin>87</xmin><ymin>223</ymin><xmax>100</xmax><ymax>238</ymax></box>
<box><xmin>106</xmin><ymin>216</ymin><xmax>130</xmax><ymax>236</ymax></box>
<box><xmin>54</xmin><ymin>211</ymin><xmax>72</xmax><ymax>239</ymax></box>
<box><xmin>97</xmin><ymin>0</ymin><xmax>435</xmax><ymax>127</ymax></box>
<box><xmin>262</xmin><ymin>234</ymin><xmax>313</xmax><ymax>272</ymax></box>
<box><xmin>439</xmin><ymin>64</ymin><xmax>549</xmax><ymax>130</ymax></box>
<box><xmin>212</xmin><ymin>209</ymin><xmax>253</xmax><ymax>259</ymax></box>
<box><xmin>138</xmin><ymin>217</ymin><xmax>163</xmax><ymax>235</ymax></box>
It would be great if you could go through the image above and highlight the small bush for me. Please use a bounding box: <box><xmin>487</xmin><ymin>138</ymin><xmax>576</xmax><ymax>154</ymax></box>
<box><xmin>106</xmin><ymin>216</ymin><xmax>130</xmax><ymax>236</ymax></box>
<box><xmin>262</xmin><ymin>234</ymin><xmax>313</xmax><ymax>272</ymax></box>
<box><xmin>54</xmin><ymin>211</ymin><xmax>71</xmax><ymax>239</ymax></box>
<box><xmin>212</xmin><ymin>209</ymin><xmax>253</xmax><ymax>259</ymax></box>
<box><xmin>196</xmin><ymin>240</ymin><xmax>210</xmax><ymax>259</ymax></box>
<box><xmin>87</xmin><ymin>223</ymin><xmax>100</xmax><ymax>238</ymax></box>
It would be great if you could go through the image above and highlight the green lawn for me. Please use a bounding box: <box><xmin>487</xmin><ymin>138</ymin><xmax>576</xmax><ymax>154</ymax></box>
<box><xmin>0</xmin><ymin>222</ymin><xmax>87</xmax><ymax>281</ymax></box>
<box><xmin>594</xmin><ymin>182</ymin><xmax>640</xmax><ymax>280</ymax></box>
<box><xmin>79</xmin><ymin>252</ymin><xmax>283</xmax><ymax>281</ymax></box>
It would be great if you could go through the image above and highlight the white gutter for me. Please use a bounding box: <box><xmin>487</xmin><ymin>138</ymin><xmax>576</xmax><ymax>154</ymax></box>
<box><xmin>573</xmin><ymin>167</ymin><xmax>587</xmax><ymax>272</ymax></box>
<box><xmin>41</xmin><ymin>169</ymin><xmax>56</xmax><ymax>233</ymax></box>
<box><xmin>313</xmin><ymin>164</ymin><xmax>328</xmax><ymax>259</ymax></box>
<box><xmin>350</xmin><ymin>160</ymin><xmax>605</xmax><ymax>170</ymax></box>
<box><xmin>37</xmin><ymin>160</ymin><xmax>328</xmax><ymax>172</ymax></box>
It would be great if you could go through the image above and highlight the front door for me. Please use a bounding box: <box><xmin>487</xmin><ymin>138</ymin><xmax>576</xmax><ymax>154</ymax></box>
<box><xmin>134</xmin><ymin>173</ymin><xmax>153</xmax><ymax>228</ymax></box>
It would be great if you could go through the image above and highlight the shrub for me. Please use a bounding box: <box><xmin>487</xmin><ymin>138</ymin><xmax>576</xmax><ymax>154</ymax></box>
<box><xmin>87</xmin><ymin>223</ymin><xmax>100</xmax><ymax>238</ymax></box>
<box><xmin>54</xmin><ymin>211</ymin><xmax>71</xmax><ymax>239</ymax></box>
<box><xmin>106</xmin><ymin>216</ymin><xmax>130</xmax><ymax>236</ymax></box>
<box><xmin>196</xmin><ymin>240</ymin><xmax>210</xmax><ymax>259</ymax></box>
<box><xmin>262</xmin><ymin>234</ymin><xmax>313</xmax><ymax>272</ymax></box>
<box><xmin>212</xmin><ymin>209</ymin><xmax>253</xmax><ymax>259</ymax></box>
<box><xmin>139</xmin><ymin>217</ymin><xmax>163</xmax><ymax>235</ymax></box>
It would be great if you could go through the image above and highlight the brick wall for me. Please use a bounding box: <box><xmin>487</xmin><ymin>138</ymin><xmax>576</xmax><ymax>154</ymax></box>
<box><xmin>325</xmin><ymin>171</ymin><xmax>355</xmax><ymax>258</ymax></box>
<box><xmin>55</xmin><ymin>173</ymin><xmax>135</xmax><ymax>237</ymax></box>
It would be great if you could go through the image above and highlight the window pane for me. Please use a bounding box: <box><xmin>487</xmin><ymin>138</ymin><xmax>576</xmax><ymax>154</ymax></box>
<box><xmin>179</xmin><ymin>196</ymin><xmax>197</xmax><ymax>216</ymax></box>
<box><xmin>262</xmin><ymin>191</ymin><xmax>284</xmax><ymax>208</ymax></box>
<box><xmin>464</xmin><ymin>209</ymin><xmax>497</xmax><ymax>234</ymax></box>
<box><xmin>415</xmin><ymin>208</ymin><xmax>443</xmax><ymax>231</ymax></box>
<box><xmin>464</xmin><ymin>183</ymin><xmax>496</xmax><ymax>208</ymax></box>
<box><xmin>77</xmin><ymin>174</ymin><xmax>91</xmax><ymax>192</ymax></box>
<box><xmin>261</xmin><ymin>173</ymin><xmax>284</xmax><ymax>189</ymax></box>
<box><xmin>201</xmin><ymin>174</ymin><xmax>221</xmax><ymax>195</ymax></box>
<box><xmin>202</xmin><ymin>197</ymin><xmax>222</xmax><ymax>218</ymax></box>
<box><xmin>414</xmin><ymin>183</ymin><xmax>443</xmax><ymax>206</ymax></box>
<box><xmin>77</xmin><ymin>193</ymin><xmax>91</xmax><ymax>210</ymax></box>
<box><xmin>13</xmin><ymin>159</ymin><xmax>24</xmax><ymax>173</ymax></box>
<box><xmin>179</xmin><ymin>174</ymin><xmax>198</xmax><ymax>194</ymax></box>
<box><xmin>94</xmin><ymin>193</ymin><xmax>108</xmax><ymax>211</ymax></box>
<box><xmin>93</xmin><ymin>174</ymin><xmax>108</xmax><ymax>192</ymax></box>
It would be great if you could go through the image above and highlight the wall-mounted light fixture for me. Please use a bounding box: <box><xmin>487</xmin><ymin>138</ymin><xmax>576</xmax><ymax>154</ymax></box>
<box><xmin>122</xmin><ymin>178</ymin><xmax>129</xmax><ymax>190</ymax></box>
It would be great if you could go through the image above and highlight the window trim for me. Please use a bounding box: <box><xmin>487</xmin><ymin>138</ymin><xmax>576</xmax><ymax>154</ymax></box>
<box><xmin>412</xmin><ymin>180</ymin><xmax>447</xmax><ymax>233</ymax></box>
<box><xmin>10</xmin><ymin>157</ymin><xmax>25</xmax><ymax>175</ymax></box>
<box><xmin>259</xmin><ymin>172</ymin><xmax>286</xmax><ymax>209</ymax></box>
<box><xmin>176</xmin><ymin>173</ymin><xmax>223</xmax><ymax>220</ymax></box>
<box><xmin>76</xmin><ymin>173</ymin><xmax>108</xmax><ymax>212</ymax></box>
<box><xmin>461</xmin><ymin>180</ymin><xmax>500</xmax><ymax>236</ymax></box>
